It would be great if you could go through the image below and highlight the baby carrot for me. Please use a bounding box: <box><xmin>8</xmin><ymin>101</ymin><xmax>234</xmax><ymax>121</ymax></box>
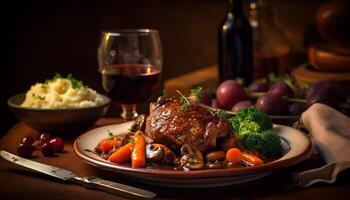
<box><xmin>226</xmin><ymin>148</ymin><xmax>241</xmax><ymax>164</ymax></box>
<box><xmin>131</xmin><ymin>134</ymin><xmax>146</xmax><ymax>168</ymax></box>
<box><xmin>241</xmin><ymin>152</ymin><xmax>264</xmax><ymax>166</ymax></box>
<box><xmin>107</xmin><ymin>142</ymin><xmax>133</xmax><ymax>164</ymax></box>
<box><xmin>99</xmin><ymin>139</ymin><xmax>121</xmax><ymax>152</ymax></box>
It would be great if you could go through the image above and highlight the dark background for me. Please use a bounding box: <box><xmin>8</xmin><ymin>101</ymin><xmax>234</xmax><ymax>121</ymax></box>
<box><xmin>4</xmin><ymin>0</ymin><xmax>326</xmax><ymax>136</ymax></box>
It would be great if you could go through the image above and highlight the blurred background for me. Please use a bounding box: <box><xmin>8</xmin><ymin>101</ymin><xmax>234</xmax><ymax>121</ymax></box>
<box><xmin>4</xmin><ymin>0</ymin><xmax>329</xmax><ymax>136</ymax></box>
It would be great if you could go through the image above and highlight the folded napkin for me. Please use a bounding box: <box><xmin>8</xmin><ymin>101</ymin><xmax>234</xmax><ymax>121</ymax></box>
<box><xmin>292</xmin><ymin>103</ymin><xmax>350</xmax><ymax>187</ymax></box>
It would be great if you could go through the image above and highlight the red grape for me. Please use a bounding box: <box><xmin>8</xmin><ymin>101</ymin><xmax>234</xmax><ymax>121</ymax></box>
<box><xmin>268</xmin><ymin>81</ymin><xmax>294</xmax><ymax>98</ymax></box>
<box><xmin>17</xmin><ymin>143</ymin><xmax>35</xmax><ymax>158</ymax></box>
<box><xmin>255</xmin><ymin>94</ymin><xmax>287</xmax><ymax>115</ymax></box>
<box><xmin>306</xmin><ymin>81</ymin><xmax>338</xmax><ymax>107</ymax></box>
<box><xmin>41</xmin><ymin>143</ymin><xmax>55</xmax><ymax>157</ymax></box>
<box><xmin>216</xmin><ymin>80</ymin><xmax>246</xmax><ymax>110</ymax></box>
<box><xmin>288</xmin><ymin>103</ymin><xmax>306</xmax><ymax>115</ymax></box>
<box><xmin>248</xmin><ymin>79</ymin><xmax>269</xmax><ymax>92</ymax></box>
<box><xmin>49</xmin><ymin>137</ymin><xmax>65</xmax><ymax>153</ymax></box>
<box><xmin>40</xmin><ymin>133</ymin><xmax>52</xmax><ymax>144</ymax></box>
<box><xmin>232</xmin><ymin>100</ymin><xmax>254</xmax><ymax>112</ymax></box>
<box><xmin>195</xmin><ymin>90</ymin><xmax>212</xmax><ymax>106</ymax></box>
<box><xmin>21</xmin><ymin>136</ymin><xmax>35</xmax><ymax>146</ymax></box>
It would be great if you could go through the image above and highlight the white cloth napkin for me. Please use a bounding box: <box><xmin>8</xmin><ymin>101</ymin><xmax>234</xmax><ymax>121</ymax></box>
<box><xmin>292</xmin><ymin>103</ymin><xmax>350</xmax><ymax>187</ymax></box>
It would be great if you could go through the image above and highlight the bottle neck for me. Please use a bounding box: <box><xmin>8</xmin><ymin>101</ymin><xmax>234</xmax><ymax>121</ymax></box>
<box><xmin>249</xmin><ymin>0</ymin><xmax>274</xmax><ymax>23</ymax></box>
<box><xmin>228</xmin><ymin>0</ymin><xmax>244</xmax><ymax>16</ymax></box>
<box><xmin>249</xmin><ymin>3</ymin><xmax>275</xmax><ymax>28</ymax></box>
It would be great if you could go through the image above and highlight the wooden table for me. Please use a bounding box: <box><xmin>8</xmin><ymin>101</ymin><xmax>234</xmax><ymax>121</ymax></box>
<box><xmin>1</xmin><ymin>118</ymin><xmax>349</xmax><ymax>200</ymax></box>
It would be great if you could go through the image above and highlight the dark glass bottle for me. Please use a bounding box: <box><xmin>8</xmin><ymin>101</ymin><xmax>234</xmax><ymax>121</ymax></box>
<box><xmin>218</xmin><ymin>0</ymin><xmax>253</xmax><ymax>85</ymax></box>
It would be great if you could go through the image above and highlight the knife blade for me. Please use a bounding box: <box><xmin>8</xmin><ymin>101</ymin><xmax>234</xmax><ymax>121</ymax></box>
<box><xmin>0</xmin><ymin>150</ymin><xmax>156</xmax><ymax>199</ymax></box>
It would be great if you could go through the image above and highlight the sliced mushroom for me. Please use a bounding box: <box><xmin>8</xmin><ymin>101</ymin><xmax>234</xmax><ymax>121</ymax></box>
<box><xmin>146</xmin><ymin>143</ymin><xmax>176</xmax><ymax>164</ymax></box>
<box><xmin>180</xmin><ymin>144</ymin><xmax>204</xmax><ymax>170</ymax></box>
<box><xmin>146</xmin><ymin>144</ymin><xmax>164</xmax><ymax>162</ymax></box>
<box><xmin>130</xmin><ymin>114</ymin><xmax>147</xmax><ymax>132</ymax></box>
<box><xmin>205</xmin><ymin>151</ymin><xmax>226</xmax><ymax>162</ymax></box>
<box><xmin>152</xmin><ymin>144</ymin><xmax>176</xmax><ymax>164</ymax></box>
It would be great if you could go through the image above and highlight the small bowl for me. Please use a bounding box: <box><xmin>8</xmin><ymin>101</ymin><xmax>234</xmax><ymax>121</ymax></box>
<box><xmin>292</xmin><ymin>63</ymin><xmax>350</xmax><ymax>86</ymax></box>
<box><xmin>7</xmin><ymin>93</ymin><xmax>111</xmax><ymax>134</ymax></box>
<box><xmin>308</xmin><ymin>45</ymin><xmax>350</xmax><ymax>72</ymax></box>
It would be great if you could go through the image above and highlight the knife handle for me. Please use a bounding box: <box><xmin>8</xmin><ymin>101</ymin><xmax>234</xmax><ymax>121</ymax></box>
<box><xmin>73</xmin><ymin>176</ymin><xmax>156</xmax><ymax>199</ymax></box>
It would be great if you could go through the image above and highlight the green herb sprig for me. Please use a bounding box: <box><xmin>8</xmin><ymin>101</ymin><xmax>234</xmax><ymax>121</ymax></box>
<box><xmin>176</xmin><ymin>86</ymin><xmax>203</xmax><ymax>112</ymax></box>
<box><xmin>215</xmin><ymin>109</ymin><xmax>230</xmax><ymax>119</ymax></box>
<box><xmin>128</xmin><ymin>138</ymin><xmax>135</xmax><ymax>143</ymax></box>
<box><xmin>67</xmin><ymin>74</ymin><xmax>85</xmax><ymax>89</ymax></box>
<box><xmin>190</xmin><ymin>86</ymin><xmax>203</xmax><ymax>101</ymax></box>
<box><xmin>45</xmin><ymin>73</ymin><xmax>86</xmax><ymax>89</ymax></box>
<box><xmin>176</xmin><ymin>90</ymin><xmax>191</xmax><ymax>111</ymax></box>
<box><xmin>163</xmin><ymin>89</ymin><xmax>170</xmax><ymax>98</ymax></box>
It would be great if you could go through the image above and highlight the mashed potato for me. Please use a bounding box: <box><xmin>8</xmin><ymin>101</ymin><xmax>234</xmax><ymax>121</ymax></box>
<box><xmin>21</xmin><ymin>75</ymin><xmax>106</xmax><ymax>109</ymax></box>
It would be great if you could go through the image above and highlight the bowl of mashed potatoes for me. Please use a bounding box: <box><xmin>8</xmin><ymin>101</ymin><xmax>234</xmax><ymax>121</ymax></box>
<box><xmin>8</xmin><ymin>74</ymin><xmax>110</xmax><ymax>133</ymax></box>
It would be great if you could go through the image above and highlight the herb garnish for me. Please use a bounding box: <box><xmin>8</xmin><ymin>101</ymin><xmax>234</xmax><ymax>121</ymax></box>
<box><xmin>176</xmin><ymin>86</ymin><xmax>203</xmax><ymax>112</ymax></box>
<box><xmin>190</xmin><ymin>86</ymin><xmax>203</xmax><ymax>101</ymax></box>
<box><xmin>32</xmin><ymin>93</ymin><xmax>45</xmax><ymax>100</ymax></box>
<box><xmin>163</xmin><ymin>89</ymin><xmax>169</xmax><ymax>98</ymax></box>
<box><xmin>107</xmin><ymin>130</ymin><xmax>114</xmax><ymax>138</ymax></box>
<box><xmin>215</xmin><ymin>109</ymin><xmax>230</xmax><ymax>119</ymax></box>
<box><xmin>67</xmin><ymin>74</ymin><xmax>85</xmax><ymax>89</ymax></box>
<box><xmin>45</xmin><ymin>73</ymin><xmax>86</xmax><ymax>89</ymax></box>
<box><xmin>128</xmin><ymin>138</ymin><xmax>135</xmax><ymax>143</ymax></box>
<box><xmin>176</xmin><ymin>90</ymin><xmax>191</xmax><ymax>111</ymax></box>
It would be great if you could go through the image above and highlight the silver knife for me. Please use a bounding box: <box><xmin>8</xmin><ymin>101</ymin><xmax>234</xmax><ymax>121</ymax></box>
<box><xmin>0</xmin><ymin>150</ymin><xmax>156</xmax><ymax>199</ymax></box>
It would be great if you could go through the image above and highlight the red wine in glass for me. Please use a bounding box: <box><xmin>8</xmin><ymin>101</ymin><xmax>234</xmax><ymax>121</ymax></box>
<box><xmin>101</xmin><ymin>64</ymin><xmax>160</xmax><ymax>105</ymax></box>
<box><xmin>98</xmin><ymin>29</ymin><xmax>162</xmax><ymax>120</ymax></box>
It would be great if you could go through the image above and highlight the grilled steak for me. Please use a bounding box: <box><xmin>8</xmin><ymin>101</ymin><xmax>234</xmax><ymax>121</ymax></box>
<box><xmin>145</xmin><ymin>97</ymin><xmax>231</xmax><ymax>152</ymax></box>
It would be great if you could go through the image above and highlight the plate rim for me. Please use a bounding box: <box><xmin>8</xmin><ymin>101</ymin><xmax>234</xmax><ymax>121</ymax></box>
<box><xmin>74</xmin><ymin>121</ymin><xmax>312</xmax><ymax>180</ymax></box>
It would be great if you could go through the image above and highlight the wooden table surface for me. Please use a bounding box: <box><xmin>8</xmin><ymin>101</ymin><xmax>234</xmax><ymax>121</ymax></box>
<box><xmin>1</xmin><ymin>118</ymin><xmax>349</xmax><ymax>200</ymax></box>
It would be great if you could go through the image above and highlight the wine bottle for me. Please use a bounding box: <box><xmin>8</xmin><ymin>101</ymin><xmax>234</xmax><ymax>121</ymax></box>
<box><xmin>218</xmin><ymin>0</ymin><xmax>253</xmax><ymax>85</ymax></box>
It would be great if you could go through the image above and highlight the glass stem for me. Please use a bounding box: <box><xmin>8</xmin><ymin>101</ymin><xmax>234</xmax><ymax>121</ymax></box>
<box><xmin>121</xmin><ymin>104</ymin><xmax>138</xmax><ymax>121</ymax></box>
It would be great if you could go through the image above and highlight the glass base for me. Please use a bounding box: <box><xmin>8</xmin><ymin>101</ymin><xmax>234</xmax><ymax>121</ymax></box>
<box><xmin>121</xmin><ymin>104</ymin><xmax>138</xmax><ymax>121</ymax></box>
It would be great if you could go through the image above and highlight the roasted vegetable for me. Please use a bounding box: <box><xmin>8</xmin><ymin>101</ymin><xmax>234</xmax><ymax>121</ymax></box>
<box><xmin>206</xmin><ymin>151</ymin><xmax>226</xmax><ymax>162</ymax></box>
<box><xmin>146</xmin><ymin>143</ymin><xmax>176</xmax><ymax>164</ymax></box>
<box><xmin>229</xmin><ymin>108</ymin><xmax>281</xmax><ymax>157</ymax></box>
<box><xmin>99</xmin><ymin>138</ymin><xmax>121</xmax><ymax>152</ymax></box>
<box><xmin>241</xmin><ymin>151</ymin><xmax>264</xmax><ymax>166</ymax></box>
<box><xmin>240</xmin><ymin>130</ymin><xmax>282</xmax><ymax>157</ymax></box>
<box><xmin>107</xmin><ymin>142</ymin><xmax>133</xmax><ymax>164</ymax></box>
<box><xmin>226</xmin><ymin>148</ymin><xmax>241</xmax><ymax>164</ymax></box>
<box><xmin>131</xmin><ymin>133</ymin><xmax>146</xmax><ymax>168</ymax></box>
<box><xmin>230</xmin><ymin>107</ymin><xmax>272</xmax><ymax>140</ymax></box>
<box><xmin>180</xmin><ymin>144</ymin><xmax>204</xmax><ymax>170</ymax></box>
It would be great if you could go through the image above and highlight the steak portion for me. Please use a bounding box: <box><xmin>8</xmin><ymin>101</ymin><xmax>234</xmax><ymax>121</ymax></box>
<box><xmin>145</xmin><ymin>97</ymin><xmax>231</xmax><ymax>152</ymax></box>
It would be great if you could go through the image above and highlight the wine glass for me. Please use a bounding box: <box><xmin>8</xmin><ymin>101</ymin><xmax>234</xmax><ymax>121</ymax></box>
<box><xmin>98</xmin><ymin>29</ymin><xmax>162</xmax><ymax>120</ymax></box>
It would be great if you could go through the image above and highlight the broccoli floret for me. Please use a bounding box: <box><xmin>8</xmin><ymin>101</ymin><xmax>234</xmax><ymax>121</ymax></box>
<box><xmin>234</xmin><ymin>120</ymin><xmax>261</xmax><ymax>140</ymax></box>
<box><xmin>230</xmin><ymin>107</ymin><xmax>272</xmax><ymax>134</ymax></box>
<box><xmin>229</xmin><ymin>108</ymin><xmax>281</xmax><ymax>157</ymax></box>
<box><xmin>240</xmin><ymin>130</ymin><xmax>282</xmax><ymax>157</ymax></box>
